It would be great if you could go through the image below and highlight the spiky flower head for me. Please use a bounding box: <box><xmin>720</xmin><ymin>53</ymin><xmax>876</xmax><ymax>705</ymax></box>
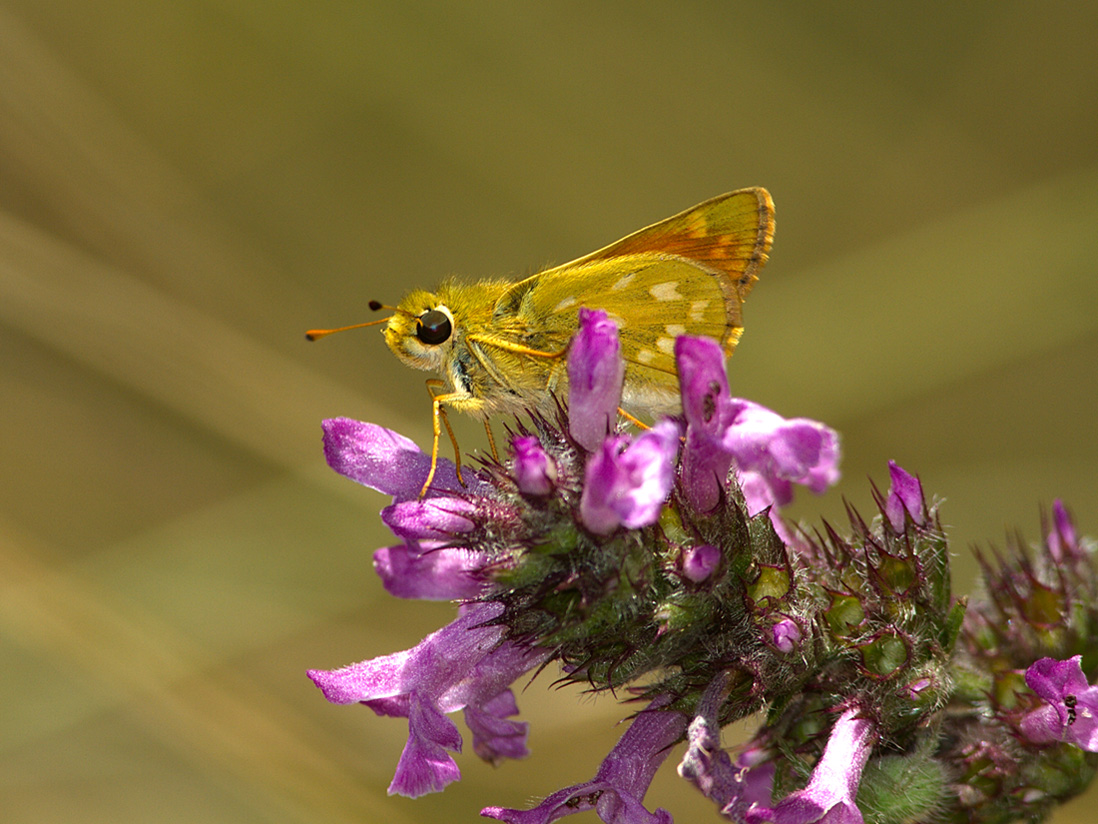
<box><xmin>307</xmin><ymin>311</ymin><xmax>1098</xmax><ymax>824</ymax></box>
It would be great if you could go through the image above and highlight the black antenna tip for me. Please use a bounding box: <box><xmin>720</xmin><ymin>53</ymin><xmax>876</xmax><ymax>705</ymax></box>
<box><xmin>368</xmin><ymin>300</ymin><xmax>383</xmax><ymax>312</ymax></box>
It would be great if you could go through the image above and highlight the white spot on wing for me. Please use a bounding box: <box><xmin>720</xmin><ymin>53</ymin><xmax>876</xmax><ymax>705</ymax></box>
<box><xmin>611</xmin><ymin>273</ymin><xmax>636</xmax><ymax>291</ymax></box>
<box><xmin>650</xmin><ymin>281</ymin><xmax>682</xmax><ymax>301</ymax></box>
<box><xmin>553</xmin><ymin>296</ymin><xmax>577</xmax><ymax>313</ymax></box>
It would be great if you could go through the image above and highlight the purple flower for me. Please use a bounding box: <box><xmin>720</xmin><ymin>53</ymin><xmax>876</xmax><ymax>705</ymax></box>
<box><xmin>677</xmin><ymin>336</ymin><xmax>736</xmax><ymax>513</ymax></box>
<box><xmin>1047</xmin><ymin>500</ymin><xmax>1084</xmax><ymax>562</ymax></box>
<box><xmin>512</xmin><ymin>435</ymin><xmax>557</xmax><ymax>496</ymax></box>
<box><xmin>323</xmin><ymin>417</ymin><xmax>489</xmax><ymax>501</ymax></box>
<box><xmin>382</xmin><ymin>496</ymin><xmax>478</xmax><ymax>542</ymax></box>
<box><xmin>465</xmin><ymin>688</ymin><xmax>530</xmax><ymax>765</ymax></box>
<box><xmin>673</xmin><ymin>337</ymin><xmax>840</xmax><ymax>516</ymax></box>
<box><xmin>682</xmin><ymin>544</ymin><xmax>721</xmax><ymax>583</ymax></box>
<box><xmin>579</xmin><ymin>420</ymin><xmax>681</xmax><ymax>535</ymax></box>
<box><xmin>568</xmin><ymin>308</ymin><xmax>625</xmax><ymax>452</ymax></box>
<box><xmin>1019</xmin><ymin>656</ymin><xmax>1098</xmax><ymax>751</ymax></box>
<box><xmin>771</xmin><ymin>618</ymin><xmax>803</xmax><ymax>654</ymax></box>
<box><xmin>746</xmin><ymin>708</ymin><xmax>877</xmax><ymax>824</ymax></box>
<box><xmin>373</xmin><ymin>545</ymin><xmax>489</xmax><ymax>600</ymax></box>
<box><xmin>678</xmin><ymin>674</ymin><xmax>776</xmax><ymax>819</ymax></box>
<box><xmin>482</xmin><ymin>696</ymin><xmax>687</xmax><ymax>824</ymax></box>
<box><xmin>723</xmin><ymin>399</ymin><xmax>840</xmax><ymax>516</ymax></box>
<box><xmin>884</xmin><ymin>461</ymin><xmax>926</xmax><ymax>532</ymax></box>
<box><xmin>730</xmin><ymin>746</ymin><xmax>778</xmax><ymax>814</ymax></box>
<box><xmin>307</xmin><ymin>602</ymin><xmax>547</xmax><ymax>797</ymax></box>
<box><xmin>325</xmin><ymin>417</ymin><xmax>501</xmax><ymax>559</ymax></box>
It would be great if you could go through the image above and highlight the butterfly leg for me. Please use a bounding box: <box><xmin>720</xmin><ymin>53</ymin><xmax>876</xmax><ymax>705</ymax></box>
<box><xmin>483</xmin><ymin>420</ymin><xmax>500</xmax><ymax>462</ymax></box>
<box><xmin>617</xmin><ymin>407</ymin><xmax>650</xmax><ymax>430</ymax></box>
<box><xmin>465</xmin><ymin>334</ymin><xmax>570</xmax><ymax>361</ymax></box>
<box><xmin>423</xmin><ymin>380</ymin><xmax>465</xmax><ymax>497</ymax></box>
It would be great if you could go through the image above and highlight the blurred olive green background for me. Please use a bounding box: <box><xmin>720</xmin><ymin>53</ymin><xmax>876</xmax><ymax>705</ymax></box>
<box><xmin>3</xmin><ymin>3</ymin><xmax>1097</xmax><ymax>823</ymax></box>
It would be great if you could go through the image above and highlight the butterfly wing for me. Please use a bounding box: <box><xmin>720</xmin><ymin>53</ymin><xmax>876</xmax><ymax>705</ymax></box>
<box><xmin>524</xmin><ymin>189</ymin><xmax>772</xmax><ymax>403</ymax></box>
<box><xmin>551</xmin><ymin>187</ymin><xmax>773</xmax><ymax>300</ymax></box>
<box><xmin>478</xmin><ymin>189</ymin><xmax>774</xmax><ymax>414</ymax></box>
<box><xmin>517</xmin><ymin>186</ymin><xmax>772</xmax><ymax>332</ymax></box>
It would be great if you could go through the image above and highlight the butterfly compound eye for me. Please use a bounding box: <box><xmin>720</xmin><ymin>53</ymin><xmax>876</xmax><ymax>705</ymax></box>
<box><xmin>416</xmin><ymin>308</ymin><xmax>452</xmax><ymax>345</ymax></box>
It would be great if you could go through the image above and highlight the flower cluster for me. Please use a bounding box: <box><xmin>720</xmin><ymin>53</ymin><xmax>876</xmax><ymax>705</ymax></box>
<box><xmin>307</xmin><ymin>309</ymin><xmax>1098</xmax><ymax>824</ymax></box>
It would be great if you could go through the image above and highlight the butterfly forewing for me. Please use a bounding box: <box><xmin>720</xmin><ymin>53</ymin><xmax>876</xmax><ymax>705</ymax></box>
<box><xmin>550</xmin><ymin>188</ymin><xmax>774</xmax><ymax>303</ymax></box>
<box><xmin>512</xmin><ymin>188</ymin><xmax>775</xmax><ymax>408</ymax></box>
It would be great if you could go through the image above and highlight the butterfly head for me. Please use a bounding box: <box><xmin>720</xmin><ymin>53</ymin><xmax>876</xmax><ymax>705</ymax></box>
<box><xmin>382</xmin><ymin>289</ymin><xmax>457</xmax><ymax>373</ymax></box>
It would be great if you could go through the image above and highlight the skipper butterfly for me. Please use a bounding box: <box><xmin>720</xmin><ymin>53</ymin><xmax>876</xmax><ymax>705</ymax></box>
<box><xmin>309</xmin><ymin>188</ymin><xmax>775</xmax><ymax>495</ymax></box>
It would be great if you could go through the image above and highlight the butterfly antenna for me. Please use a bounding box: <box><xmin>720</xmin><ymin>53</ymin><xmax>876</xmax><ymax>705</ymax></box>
<box><xmin>305</xmin><ymin>318</ymin><xmax>388</xmax><ymax>340</ymax></box>
<box><xmin>305</xmin><ymin>301</ymin><xmax>415</xmax><ymax>341</ymax></box>
<box><xmin>370</xmin><ymin>301</ymin><xmax>418</xmax><ymax>319</ymax></box>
